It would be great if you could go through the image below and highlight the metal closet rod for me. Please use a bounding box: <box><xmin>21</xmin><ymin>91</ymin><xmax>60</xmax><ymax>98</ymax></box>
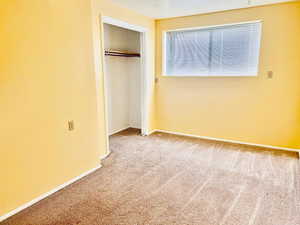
<box><xmin>104</xmin><ymin>50</ymin><xmax>140</xmax><ymax>57</ymax></box>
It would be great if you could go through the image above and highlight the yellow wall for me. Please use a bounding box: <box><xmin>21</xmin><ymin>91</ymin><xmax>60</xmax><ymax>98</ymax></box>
<box><xmin>155</xmin><ymin>2</ymin><xmax>300</xmax><ymax>149</ymax></box>
<box><xmin>0</xmin><ymin>0</ymin><xmax>155</xmax><ymax>217</ymax></box>
<box><xmin>1</xmin><ymin>0</ymin><xmax>299</xmax><ymax>219</ymax></box>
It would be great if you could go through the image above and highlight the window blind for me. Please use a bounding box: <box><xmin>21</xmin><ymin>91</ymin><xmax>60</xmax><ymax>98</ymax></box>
<box><xmin>165</xmin><ymin>22</ymin><xmax>262</xmax><ymax>76</ymax></box>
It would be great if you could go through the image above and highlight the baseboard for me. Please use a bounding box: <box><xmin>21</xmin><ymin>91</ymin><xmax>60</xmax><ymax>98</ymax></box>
<box><xmin>109</xmin><ymin>126</ymin><xmax>142</xmax><ymax>136</ymax></box>
<box><xmin>100</xmin><ymin>150</ymin><xmax>112</xmax><ymax>160</ymax></box>
<box><xmin>129</xmin><ymin>126</ymin><xmax>141</xmax><ymax>130</ymax></box>
<box><xmin>152</xmin><ymin>129</ymin><xmax>300</xmax><ymax>153</ymax></box>
<box><xmin>0</xmin><ymin>165</ymin><xmax>102</xmax><ymax>222</ymax></box>
<box><xmin>146</xmin><ymin>129</ymin><xmax>157</xmax><ymax>136</ymax></box>
<box><xmin>109</xmin><ymin>126</ymin><xmax>130</xmax><ymax>136</ymax></box>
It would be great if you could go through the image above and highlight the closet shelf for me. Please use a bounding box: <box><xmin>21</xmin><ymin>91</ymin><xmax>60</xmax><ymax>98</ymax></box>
<box><xmin>105</xmin><ymin>50</ymin><xmax>140</xmax><ymax>57</ymax></box>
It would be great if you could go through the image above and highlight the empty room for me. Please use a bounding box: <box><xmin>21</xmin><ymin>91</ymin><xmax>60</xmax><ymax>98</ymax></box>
<box><xmin>1</xmin><ymin>0</ymin><xmax>300</xmax><ymax>224</ymax></box>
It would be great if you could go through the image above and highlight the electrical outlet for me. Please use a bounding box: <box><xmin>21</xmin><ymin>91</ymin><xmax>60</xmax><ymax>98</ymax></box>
<box><xmin>68</xmin><ymin>120</ymin><xmax>74</xmax><ymax>131</ymax></box>
<box><xmin>267</xmin><ymin>71</ymin><xmax>273</xmax><ymax>79</ymax></box>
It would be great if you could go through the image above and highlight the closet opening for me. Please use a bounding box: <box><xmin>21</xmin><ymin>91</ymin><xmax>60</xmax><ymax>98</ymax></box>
<box><xmin>101</xmin><ymin>16</ymin><xmax>149</xmax><ymax>159</ymax></box>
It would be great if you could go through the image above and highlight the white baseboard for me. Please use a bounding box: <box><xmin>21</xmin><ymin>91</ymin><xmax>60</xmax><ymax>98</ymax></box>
<box><xmin>100</xmin><ymin>150</ymin><xmax>112</xmax><ymax>160</ymax></box>
<box><xmin>152</xmin><ymin>129</ymin><xmax>299</xmax><ymax>153</ymax></box>
<box><xmin>109</xmin><ymin>126</ymin><xmax>130</xmax><ymax>136</ymax></box>
<box><xmin>146</xmin><ymin>129</ymin><xmax>157</xmax><ymax>136</ymax></box>
<box><xmin>0</xmin><ymin>165</ymin><xmax>102</xmax><ymax>222</ymax></box>
<box><xmin>129</xmin><ymin>125</ymin><xmax>141</xmax><ymax>130</ymax></box>
<box><xmin>109</xmin><ymin>126</ymin><xmax>142</xmax><ymax>136</ymax></box>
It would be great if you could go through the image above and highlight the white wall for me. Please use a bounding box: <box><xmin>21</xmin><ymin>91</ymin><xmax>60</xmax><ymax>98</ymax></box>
<box><xmin>128</xmin><ymin>58</ymin><xmax>141</xmax><ymax>129</ymax></box>
<box><xmin>103</xmin><ymin>24</ymin><xmax>141</xmax><ymax>135</ymax></box>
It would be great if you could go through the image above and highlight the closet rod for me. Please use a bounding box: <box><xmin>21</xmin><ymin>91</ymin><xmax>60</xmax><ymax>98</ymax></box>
<box><xmin>104</xmin><ymin>50</ymin><xmax>140</xmax><ymax>57</ymax></box>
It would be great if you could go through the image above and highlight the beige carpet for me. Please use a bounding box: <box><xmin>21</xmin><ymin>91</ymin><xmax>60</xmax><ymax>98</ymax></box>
<box><xmin>2</xmin><ymin>128</ymin><xmax>300</xmax><ymax>225</ymax></box>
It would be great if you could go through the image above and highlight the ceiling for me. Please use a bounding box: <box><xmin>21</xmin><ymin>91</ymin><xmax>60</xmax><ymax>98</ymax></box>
<box><xmin>111</xmin><ymin>0</ymin><xmax>293</xmax><ymax>19</ymax></box>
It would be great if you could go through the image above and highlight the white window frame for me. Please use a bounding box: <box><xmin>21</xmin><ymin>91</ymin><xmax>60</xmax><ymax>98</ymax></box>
<box><xmin>162</xmin><ymin>20</ymin><xmax>262</xmax><ymax>77</ymax></box>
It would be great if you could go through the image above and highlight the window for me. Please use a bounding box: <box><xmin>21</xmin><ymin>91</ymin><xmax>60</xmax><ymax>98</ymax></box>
<box><xmin>163</xmin><ymin>21</ymin><xmax>262</xmax><ymax>76</ymax></box>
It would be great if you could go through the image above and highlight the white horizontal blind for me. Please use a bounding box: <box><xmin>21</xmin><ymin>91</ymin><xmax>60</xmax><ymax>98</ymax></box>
<box><xmin>165</xmin><ymin>22</ymin><xmax>262</xmax><ymax>76</ymax></box>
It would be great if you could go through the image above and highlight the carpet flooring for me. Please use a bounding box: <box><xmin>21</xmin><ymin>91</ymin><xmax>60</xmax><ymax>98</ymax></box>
<box><xmin>2</xmin><ymin>128</ymin><xmax>300</xmax><ymax>225</ymax></box>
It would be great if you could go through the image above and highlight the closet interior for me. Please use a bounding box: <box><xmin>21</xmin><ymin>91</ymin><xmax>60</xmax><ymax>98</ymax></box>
<box><xmin>103</xmin><ymin>23</ymin><xmax>142</xmax><ymax>136</ymax></box>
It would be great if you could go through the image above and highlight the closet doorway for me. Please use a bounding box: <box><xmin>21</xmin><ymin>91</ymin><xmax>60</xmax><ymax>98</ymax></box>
<box><xmin>101</xmin><ymin>16</ymin><xmax>150</xmax><ymax>158</ymax></box>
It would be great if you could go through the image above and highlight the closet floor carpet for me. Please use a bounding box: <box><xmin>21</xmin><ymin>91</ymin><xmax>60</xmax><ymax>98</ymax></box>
<box><xmin>2</xmin><ymin>128</ymin><xmax>300</xmax><ymax>225</ymax></box>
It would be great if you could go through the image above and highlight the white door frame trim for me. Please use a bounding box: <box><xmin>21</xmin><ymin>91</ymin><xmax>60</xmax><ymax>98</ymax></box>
<box><xmin>100</xmin><ymin>16</ymin><xmax>150</xmax><ymax>157</ymax></box>
<box><xmin>102</xmin><ymin>16</ymin><xmax>148</xmax><ymax>33</ymax></box>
